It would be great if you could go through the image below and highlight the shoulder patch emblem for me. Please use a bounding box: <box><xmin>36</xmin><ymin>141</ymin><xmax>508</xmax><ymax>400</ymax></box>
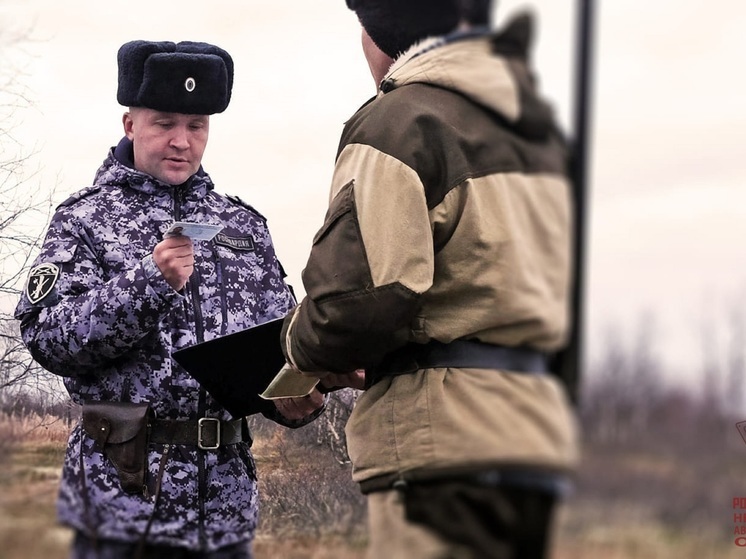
<box><xmin>26</xmin><ymin>263</ymin><xmax>60</xmax><ymax>304</ymax></box>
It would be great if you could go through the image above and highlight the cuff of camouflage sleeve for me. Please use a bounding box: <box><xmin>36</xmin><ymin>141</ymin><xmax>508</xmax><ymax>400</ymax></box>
<box><xmin>140</xmin><ymin>254</ymin><xmax>182</xmax><ymax>300</ymax></box>
<box><xmin>141</xmin><ymin>254</ymin><xmax>161</xmax><ymax>280</ymax></box>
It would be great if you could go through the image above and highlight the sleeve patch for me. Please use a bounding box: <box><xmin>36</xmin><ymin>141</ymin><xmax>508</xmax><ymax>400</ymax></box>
<box><xmin>25</xmin><ymin>263</ymin><xmax>60</xmax><ymax>304</ymax></box>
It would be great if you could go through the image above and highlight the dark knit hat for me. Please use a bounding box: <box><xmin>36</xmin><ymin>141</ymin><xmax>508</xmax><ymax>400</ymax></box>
<box><xmin>346</xmin><ymin>0</ymin><xmax>493</xmax><ymax>59</ymax></box>
<box><xmin>117</xmin><ymin>40</ymin><xmax>234</xmax><ymax>115</ymax></box>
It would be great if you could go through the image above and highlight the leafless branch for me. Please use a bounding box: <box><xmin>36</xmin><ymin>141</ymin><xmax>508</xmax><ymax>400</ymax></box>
<box><xmin>0</xmin><ymin>25</ymin><xmax>63</xmax><ymax>416</ymax></box>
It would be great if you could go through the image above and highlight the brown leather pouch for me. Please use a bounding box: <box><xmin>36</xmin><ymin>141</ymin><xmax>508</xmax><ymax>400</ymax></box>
<box><xmin>82</xmin><ymin>401</ymin><xmax>153</xmax><ymax>495</ymax></box>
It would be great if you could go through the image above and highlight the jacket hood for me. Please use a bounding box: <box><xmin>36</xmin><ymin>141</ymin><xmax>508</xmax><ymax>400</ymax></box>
<box><xmin>380</xmin><ymin>13</ymin><xmax>557</xmax><ymax>141</ymax></box>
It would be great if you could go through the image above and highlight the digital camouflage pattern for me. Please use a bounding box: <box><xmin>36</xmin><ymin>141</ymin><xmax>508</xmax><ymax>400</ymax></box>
<box><xmin>15</xmin><ymin>138</ymin><xmax>297</xmax><ymax>551</ymax></box>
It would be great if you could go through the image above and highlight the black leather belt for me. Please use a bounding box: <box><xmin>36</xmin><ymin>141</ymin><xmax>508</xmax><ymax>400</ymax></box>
<box><xmin>367</xmin><ymin>339</ymin><xmax>548</xmax><ymax>387</ymax></box>
<box><xmin>148</xmin><ymin>417</ymin><xmax>248</xmax><ymax>450</ymax></box>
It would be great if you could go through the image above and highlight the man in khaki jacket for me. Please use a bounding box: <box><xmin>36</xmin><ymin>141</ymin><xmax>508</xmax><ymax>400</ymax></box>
<box><xmin>283</xmin><ymin>1</ymin><xmax>579</xmax><ymax>557</ymax></box>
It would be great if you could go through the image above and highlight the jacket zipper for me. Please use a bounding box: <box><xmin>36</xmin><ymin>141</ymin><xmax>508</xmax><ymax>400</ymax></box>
<box><xmin>173</xmin><ymin>185</ymin><xmax>209</xmax><ymax>549</ymax></box>
<box><xmin>173</xmin><ymin>186</ymin><xmax>206</xmax><ymax>344</ymax></box>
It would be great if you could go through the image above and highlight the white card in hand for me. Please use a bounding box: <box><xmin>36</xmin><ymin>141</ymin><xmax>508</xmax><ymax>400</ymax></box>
<box><xmin>166</xmin><ymin>222</ymin><xmax>223</xmax><ymax>241</ymax></box>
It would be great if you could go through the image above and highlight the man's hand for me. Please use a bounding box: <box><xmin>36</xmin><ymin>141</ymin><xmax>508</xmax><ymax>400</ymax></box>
<box><xmin>319</xmin><ymin>370</ymin><xmax>366</xmax><ymax>391</ymax></box>
<box><xmin>273</xmin><ymin>389</ymin><xmax>325</xmax><ymax>421</ymax></box>
<box><xmin>153</xmin><ymin>236</ymin><xmax>194</xmax><ymax>291</ymax></box>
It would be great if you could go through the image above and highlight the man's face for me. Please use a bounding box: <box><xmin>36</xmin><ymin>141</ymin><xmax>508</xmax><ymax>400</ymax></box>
<box><xmin>123</xmin><ymin>108</ymin><xmax>210</xmax><ymax>186</ymax></box>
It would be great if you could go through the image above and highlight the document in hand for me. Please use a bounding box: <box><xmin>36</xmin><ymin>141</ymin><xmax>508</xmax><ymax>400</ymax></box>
<box><xmin>165</xmin><ymin>221</ymin><xmax>223</xmax><ymax>241</ymax></box>
<box><xmin>172</xmin><ymin>317</ymin><xmax>317</xmax><ymax>417</ymax></box>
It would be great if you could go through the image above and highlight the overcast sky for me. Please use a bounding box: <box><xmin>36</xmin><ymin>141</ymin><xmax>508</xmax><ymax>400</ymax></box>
<box><xmin>3</xmin><ymin>0</ymin><xmax>745</xmax><ymax>389</ymax></box>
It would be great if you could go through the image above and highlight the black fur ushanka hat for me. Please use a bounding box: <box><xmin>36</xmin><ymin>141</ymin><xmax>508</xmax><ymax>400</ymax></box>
<box><xmin>346</xmin><ymin>0</ymin><xmax>493</xmax><ymax>59</ymax></box>
<box><xmin>117</xmin><ymin>40</ymin><xmax>234</xmax><ymax>115</ymax></box>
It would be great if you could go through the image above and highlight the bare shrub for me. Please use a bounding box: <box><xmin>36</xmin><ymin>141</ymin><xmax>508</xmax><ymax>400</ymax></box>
<box><xmin>301</xmin><ymin>388</ymin><xmax>357</xmax><ymax>464</ymax></box>
<box><xmin>249</xmin><ymin>390</ymin><xmax>367</xmax><ymax>538</ymax></box>
<box><xmin>257</xmin><ymin>454</ymin><xmax>366</xmax><ymax>539</ymax></box>
<box><xmin>582</xmin><ymin>317</ymin><xmax>664</xmax><ymax>445</ymax></box>
<box><xmin>0</xmin><ymin>21</ymin><xmax>70</xmax><ymax>462</ymax></box>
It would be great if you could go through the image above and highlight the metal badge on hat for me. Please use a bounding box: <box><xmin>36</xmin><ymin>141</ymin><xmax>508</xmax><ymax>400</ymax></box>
<box><xmin>26</xmin><ymin>263</ymin><xmax>60</xmax><ymax>304</ymax></box>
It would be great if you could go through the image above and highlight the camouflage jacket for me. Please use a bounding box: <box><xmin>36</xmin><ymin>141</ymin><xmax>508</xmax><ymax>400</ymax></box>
<box><xmin>15</xmin><ymin>138</ymin><xmax>299</xmax><ymax>550</ymax></box>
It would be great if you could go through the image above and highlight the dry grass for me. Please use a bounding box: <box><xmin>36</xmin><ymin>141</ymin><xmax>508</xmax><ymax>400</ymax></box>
<box><xmin>254</xmin><ymin>534</ymin><xmax>367</xmax><ymax>559</ymax></box>
<box><xmin>0</xmin><ymin>412</ymin><xmax>71</xmax><ymax>446</ymax></box>
<box><xmin>553</xmin><ymin>434</ymin><xmax>744</xmax><ymax>559</ymax></box>
<box><xmin>252</xmin><ymin>419</ymin><xmax>368</xmax><ymax>543</ymax></box>
<box><xmin>554</xmin><ymin>499</ymin><xmax>738</xmax><ymax>559</ymax></box>
<box><xmin>0</xmin><ymin>440</ymin><xmax>72</xmax><ymax>559</ymax></box>
<box><xmin>0</xmin><ymin>412</ymin><xmax>75</xmax><ymax>559</ymax></box>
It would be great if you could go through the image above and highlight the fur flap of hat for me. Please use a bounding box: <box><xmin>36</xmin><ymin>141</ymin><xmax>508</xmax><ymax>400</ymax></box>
<box><xmin>117</xmin><ymin>40</ymin><xmax>234</xmax><ymax>114</ymax></box>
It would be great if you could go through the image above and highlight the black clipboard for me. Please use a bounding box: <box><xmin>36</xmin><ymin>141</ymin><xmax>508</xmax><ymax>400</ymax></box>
<box><xmin>172</xmin><ymin>317</ymin><xmax>286</xmax><ymax>417</ymax></box>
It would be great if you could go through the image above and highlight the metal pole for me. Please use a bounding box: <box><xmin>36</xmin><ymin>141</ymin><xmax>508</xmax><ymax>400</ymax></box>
<box><xmin>556</xmin><ymin>0</ymin><xmax>596</xmax><ymax>404</ymax></box>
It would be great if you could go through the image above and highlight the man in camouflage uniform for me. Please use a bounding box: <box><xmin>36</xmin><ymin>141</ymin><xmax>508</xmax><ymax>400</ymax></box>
<box><xmin>281</xmin><ymin>1</ymin><xmax>579</xmax><ymax>558</ymax></box>
<box><xmin>15</xmin><ymin>40</ymin><xmax>324</xmax><ymax>558</ymax></box>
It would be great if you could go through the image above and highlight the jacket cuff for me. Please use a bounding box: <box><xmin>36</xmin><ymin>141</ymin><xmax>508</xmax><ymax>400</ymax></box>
<box><xmin>141</xmin><ymin>253</ymin><xmax>161</xmax><ymax>280</ymax></box>
<box><xmin>140</xmin><ymin>254</ymin><xmax>182</xmax><ymax>300</ymax></box>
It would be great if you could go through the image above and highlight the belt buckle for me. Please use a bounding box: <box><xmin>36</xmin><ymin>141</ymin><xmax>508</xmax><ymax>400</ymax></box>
<box><xmin>198</xmin><ymin>417</ymin><xmax>221</xmax><ymax>450</ymax></box>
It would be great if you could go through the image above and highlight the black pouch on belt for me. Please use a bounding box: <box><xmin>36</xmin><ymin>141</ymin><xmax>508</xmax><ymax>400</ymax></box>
<box><xmin>81</xmin><ymin>401</ymin><xmax>153</xmax><ymax>495</ymax></box>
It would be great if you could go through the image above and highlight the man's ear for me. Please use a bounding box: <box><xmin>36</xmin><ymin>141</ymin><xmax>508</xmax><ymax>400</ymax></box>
<box><xmin>122</xmin><ymin>111</ymin><xmax>134</xmax><ymax>139</ymax></box>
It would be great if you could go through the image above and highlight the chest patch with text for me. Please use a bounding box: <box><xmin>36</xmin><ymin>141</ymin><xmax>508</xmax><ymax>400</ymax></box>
<box><xmin>214</xmin><ymin>233</ymin><xmax>256</xmax><ymax>252</ymax></box>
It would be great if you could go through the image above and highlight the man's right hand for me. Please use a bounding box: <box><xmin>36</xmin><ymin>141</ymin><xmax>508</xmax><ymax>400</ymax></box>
<box><xmin>153</xmin><ymin>236</ymin><xmax>194</xmax><ymax>291</ymax></box>
<box><xmin>319</xmin><ymin>370</ymin><xmax>366</xmax><ymax>391</ymax></box>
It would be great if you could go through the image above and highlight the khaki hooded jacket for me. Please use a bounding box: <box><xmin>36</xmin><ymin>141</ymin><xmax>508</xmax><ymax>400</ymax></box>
<box><xmin>283</xmin><ymin>16</ymin><xmax>579</xmax><ymax>486</ymax></box>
